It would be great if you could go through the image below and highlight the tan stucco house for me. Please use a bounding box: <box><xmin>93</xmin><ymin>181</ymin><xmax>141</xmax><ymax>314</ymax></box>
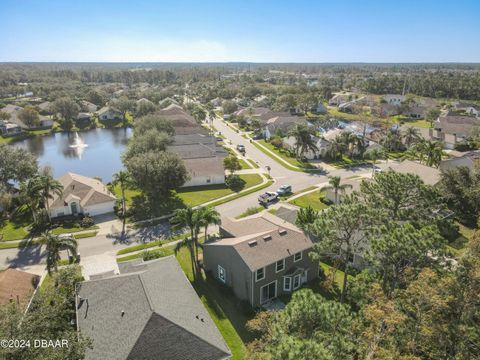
<box><xmin>48</xmin><ymin>173</ymin><xmax>116</xmax><ymax>218</ymax></box>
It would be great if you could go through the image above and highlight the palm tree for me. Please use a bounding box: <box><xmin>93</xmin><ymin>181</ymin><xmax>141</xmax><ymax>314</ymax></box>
<box><xmin>420</xmin><ymin>140</ymin><xmax>445</xmax><ymax>167</ymax></box>
<box><xmin>198</xmin><ymin>206</ymin><xmax>221</xmax><ymax>243</ymax></box>
<box><xmin>170</xmin><ymin>207</ymin><xmax>201</xmax><ymax>271</ymax></box>
<box><xmin>364</xmin><ymin>147</ymin><xmax>386</xmax><ymax>174</ymax></box>
<box><xmin>36</xmin><ymin>174</ymin><xmax>63</xmax><ymax>219</ymax></box>
<box><xmin>174</xmin><ymin>236</ymin><xmax>196</xmax><ymax>279</ymax></box>
<box><xmin>339</xmin><ymin>132</ymin><xmax>358</xmax><ymax>158</ymax></box>
<box><xmin>112</xmin><ymin>171</ymin><xmax>131</xmax><ymax>236</ymax></box>
<box><xmin>327</xmin><ymin>136</ymin><xmax>346</xmax><ymax>160</ymax></box>
<box><xmin>320</xmin><ymin>176</ymin><xmax>353</xmax><ymax>204</ymax></box>
<box><xmin>288</xmin><ymin>124</ymin><xmax>318</xmax><ymax>159</ymax></box>
<box><xmin>381</xmin><ymin>130</ymin><xmax>403</xmax><ymax>152</ymax></box>
<box><xmin>39</xmin><ymin>232</ymin><xmax>78</xmax><ymax>274</ymax></box>
<box><xmin>402</xmin><ymin>127</ymin><xmax>420</xmax><ymax>148</ymax></box>
<box><xmin>17</xmin><ymin>177</ymin><xmax>42</xmax><ymax>224</ymax></box>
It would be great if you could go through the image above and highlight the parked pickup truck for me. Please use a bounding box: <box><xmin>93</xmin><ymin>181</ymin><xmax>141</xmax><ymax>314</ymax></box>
<box><xmin>258</xmin><ymin>191</ymin><xmax>279</xmax><ymax>206</ymax></box>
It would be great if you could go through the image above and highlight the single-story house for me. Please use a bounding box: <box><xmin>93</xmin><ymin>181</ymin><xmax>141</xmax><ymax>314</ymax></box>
<box><xmin>136</xmin><ymin>97</ymin><xmax>154</xmax><ymax>106</ymax></box>
<box><xmin>0</xmin><ymin>104</ymin><xmax>53</xmax><ymax>129</ymax></box>
<box><xmin>77</xmin><ymin>112</ymin><xmax>91</xmax><ymax>122</ymax></box>
<box><xmin>48</xmin><ymin>172</ymin><xmax>117</xmax><ymax>218</ymax></box>
<box><xmin>263</xmin><ymin>116</ymin><xmax>309</xmax><ymax>139</ymax></box>
<box><xmin>433</xmin><ymin>115</ymin><xmax>480</xmax><ymax>149</ymax></box>
<box><xmin>283</xmin><ymin>134</ymin><xmax>331</xmax><ymax>159</ymax></box>
<box><xmin>338</xmin><ymin>102</ymin><xmax>354</xmax><ymax>113</ymax></box>
<box><xmin>0</xmin><ymin>268</ymin><xmax>40</xmax><ymax>306</ymax></box>
<box><xmin>312</xmin><ymin>103</ymin><xmax>328</xmax><ymax>114</ymax></box>
<box><xmin>389</xmin><ymin>160</ymin><xmax>441</xmax><ymax>186</ymax></box>
<box><xmin>96</xmin><ymin>107</ymin><xmax>122</xmax><ymax>121</ymax></box>
<box><xmin>203</xmin><ymin>212</ymin><xmax>319</xmax><ymax>307</ymax></box>
<box><xmin>383</xmin><ymin>94</ymin><xmax>405</xmax><ymax>106</ymax></box>
<box><xmin>328</xmin><ymin>94</ymin><xmax>351</xmax><ymax>106</ymax></box>
<box><xmin>0</xmin><ymin>121</ymin><xmax>22</xmax><ymax>136</ymax></box>
<box><xmin>81</xmin><ymin>100</ymin><xmax>98</xmax><ymax>113</ymax></box>
<box><xmin>76</xmin><ymin>256</ymin><xmax>231</xmax><ymax>360</ymax></box>
<box><xmin>440</xmin><ymin>150</ymin><xmax>479</xmax><ymax>172</ymax></box>
<box><xmin>38</xmin><ymin>115</ymin><xmax>54</xmax><ymax>128</ymax></box>
<box><xmin>38</xmin><ymin>101</ymin><xmax>53</xmax><ymax>113</ymax></box>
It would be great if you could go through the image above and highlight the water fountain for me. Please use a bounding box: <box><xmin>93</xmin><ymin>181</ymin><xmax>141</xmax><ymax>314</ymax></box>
<box><xmin>69</xmin><ymin>132</ymin><xmax>88</xmax><ymax>159</ymax></box>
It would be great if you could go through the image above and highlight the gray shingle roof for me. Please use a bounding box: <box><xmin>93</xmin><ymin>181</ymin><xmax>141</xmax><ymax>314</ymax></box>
<box><xmin>208</xmin><ymin>213</ymin><xmax>313</xmax><ymax>271</ymax></box>
<box><xmin>76</xmin><ymin>256</ymin><xmax>230</xmax><ymax>360</ymax></box>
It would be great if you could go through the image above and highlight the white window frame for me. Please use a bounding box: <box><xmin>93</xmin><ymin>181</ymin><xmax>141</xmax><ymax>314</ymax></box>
<box><xmin>218</xmin><ymin>265</ymin><xmax>226</xmax><ymax>283</ymax></box>
<box><xmin>283</xmin><ymin>277</ymin><xmax>292</xmax><ymax>291</ymax></box>
<box><xmin>276</xmin><ymin>259</ymin><xmax>285</xmax><ymax>273</ymax></box>
<box><xmin>255</xmin><ymin>267</ymin><xmax>265</xmax><ymax>282</ymax></box>
<box><xmin>293</xmin><ymin>251</ymin><xmax>303</xmax><ymax>262</ymax></box>
<box><xmin>293</xmin><ymin>274</ymin><xmax>301</xmax><ymax>290</ymax></box>
<box><xmin>260</xmin><ymin>280</ymin><xmax>277</xmax><ymax>304</ymax></box>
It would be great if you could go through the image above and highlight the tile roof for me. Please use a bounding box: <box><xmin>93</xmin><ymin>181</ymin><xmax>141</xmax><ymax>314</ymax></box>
<box><xmin>76</xmin><ymin>256</ymin><xmax>230</xmax><ymax>360</ymax></box>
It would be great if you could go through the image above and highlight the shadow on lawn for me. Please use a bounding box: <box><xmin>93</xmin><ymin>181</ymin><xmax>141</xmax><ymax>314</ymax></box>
<box><xmin>192</xmin><ymin>273</ymin><xmax>256</xmax><ymax>343</ymax></box>
<box><xmin>127</xmin><ymin>193</ymin><xmax>185</xmax><ymax>222</ymax></box>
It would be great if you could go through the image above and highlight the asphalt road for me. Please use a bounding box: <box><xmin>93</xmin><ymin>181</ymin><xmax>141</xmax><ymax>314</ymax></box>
<box><xmin>211</xmin><ymin>114</ymin><xmax>377</xmax><ymax>217</ymax></box>
<box><xmin>0</xmin><ymin>112</ymin><xmax>389</xmax><ymax>270</ymax></box>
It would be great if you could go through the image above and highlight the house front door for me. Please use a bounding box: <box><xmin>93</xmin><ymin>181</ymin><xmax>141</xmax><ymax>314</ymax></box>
<box><xmin>260</xmin><ymin>281</ymin><xmax>277</xmax><ymax>304</ymax></box>
<box><xmin>70</xmin><ymin>202</ymin><xmax>78</xmax><ymax>215</ymax></box>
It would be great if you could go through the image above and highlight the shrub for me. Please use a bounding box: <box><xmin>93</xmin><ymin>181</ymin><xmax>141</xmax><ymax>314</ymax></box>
<box><xmin>270</xmin><ymin>137</ymin><xmax>283</xmax><ymax>149</ymax></box>
<box><xmin>80</xmin><ymin>216</ymin><xmax>95</xmax><ymax>228</ymax></box>
<box><xmin>225</xmin><ymin>175</ymin><xmax>246</xmax><ymax>191</ymax></box>
<box><xmin>142</xmin><ymin>249</ymin><xmax>166</xmax><ymax>261</ymax></box>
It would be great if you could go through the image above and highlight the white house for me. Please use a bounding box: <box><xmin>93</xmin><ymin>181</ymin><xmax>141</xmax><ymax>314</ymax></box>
<box><xmin>96</xmin><ymin>107</ymin><xmax>122</xmax><ymax>121</ymax></box>
<box><xmin>383</xmin><ymin>94</ymin><xmax>405</xmax><ymax>106</ymax></box>
<box><xmin>48</xmin><ymin>173</ymin><xmax>117</xmax><ymax>218</ymax></box>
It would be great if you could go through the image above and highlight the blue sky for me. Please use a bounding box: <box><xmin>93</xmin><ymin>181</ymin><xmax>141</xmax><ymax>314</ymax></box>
<box><xmin>1</xmin><ymin>0</ymin><xmax>479</xmax><ymax>62</ymax></box>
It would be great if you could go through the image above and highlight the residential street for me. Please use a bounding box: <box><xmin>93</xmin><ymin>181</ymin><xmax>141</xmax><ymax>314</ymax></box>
<box><xmin>0</xmin><ymin>113</ymin><xmax>392</xmax><ymax>272</ymax></box>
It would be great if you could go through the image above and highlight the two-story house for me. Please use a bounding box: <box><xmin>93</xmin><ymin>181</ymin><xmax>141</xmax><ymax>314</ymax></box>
<box><xmin>203</xmin><ymin>213</ymin><xmax>318</xmax><ymax>308</ymax></box>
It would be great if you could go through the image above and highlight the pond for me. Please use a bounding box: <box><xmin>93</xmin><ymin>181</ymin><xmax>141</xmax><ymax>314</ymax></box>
<box><xmin>12</xmin><ymin>128</ymin><xmax>133</xmax><ymax>182</ymax></box>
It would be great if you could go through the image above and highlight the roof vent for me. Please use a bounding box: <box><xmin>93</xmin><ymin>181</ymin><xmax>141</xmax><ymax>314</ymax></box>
<box><xmin>279</xmin><ymin>229</ymin><xmax>287</xmax><ymax>235</ymax></box>
<box><xmin>121</xmin><ymin>310</ymin><xmax>125</xmax><ymax>317</ymax></box>
<box><xmin>248</xmin><ymin>240</ymin><xmax>258</xmax><ymax>247</ymax></box>
<box><xmin>263</xmin><ymin>234</ymin><xmax>272</xmax><ymax>241</ymax></box>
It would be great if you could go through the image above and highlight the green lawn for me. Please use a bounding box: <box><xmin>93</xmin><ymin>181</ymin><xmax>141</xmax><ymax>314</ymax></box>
<box><xmin>235</xmin><ymin>206</ymin><xmax>264</xmax><ymax>219</ymax></box>
<box><xmin>117</xmin><ymin>245</ymin><xmax>175</xmax><ymax>262</ymax></box>
<box><xmin>73</xmin><ymin>231</ymin><xmax>97</xmax><ymax>239</ymax></box>
<box><xmin>290</xmin><ymin>190</ymin><xmax>329</xmax><ymax>211</ymax></box>
<box><xmin>246</xmin><ymin>159</ymin><xmax>260</xmax><ymax>169</ymax></box>
<box><xmin>114</xmin><ymin>174</ymin><xmax>263</xmax><ymax>210</ymax></box>
<box><xmin>177</xmin><ymin>174</ymin><xmax>263</xmax><ymax>207</ymax></box>
<box><xmin>175</xmin><ymin>247</ymin><xmax>251</xmax><ymax>360</ymax></box>
<box><xmin>237</xmin><ymin>158</ymin><xmax>251</xmax><ymax>170</ymax></box>
<box><xmin>51</xmin><ymin>225</ymin><xmax>99</xmax><ymax>235</ymax></box>
<box><xmin>117</xmin><ymin>239</ymin><xmax>170</xmax><ymax>255</ymax></box>
<box><xmin>0</xmin><ymin>219</ymin><xmax>30</xmax><ymax>241</ymax></box>
<box><xmin>324</xmin><ymin>155</ymin><xmax>369</xmax><ymax>168</ymax></box>
<box><xmin>254</xmin><ymin>140</ymin><xmax>321</xmax><ymax>172</ymax></box>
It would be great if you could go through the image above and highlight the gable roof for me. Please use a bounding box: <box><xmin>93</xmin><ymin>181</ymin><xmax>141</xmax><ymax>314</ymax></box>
<box><xmin>48</xmin><ymin>172</ymin><xmax>116</xmax><ymax>209</ymax></box>
<box><xmin>389</xmin><ymin>160</ymin><xmax>441</xmax><ymax>185</ymax></box>
<box><xmin>208</xmin><ymin>213</ymin><xmax>313</xmax><ymax>270</ymax></box>
<box><xmin>76</xmin><ymin>256</ymin><xmax>230</xmax><ymax>360</ymax></box>
<box><xmin>0</xmin><ymin>268</ymin><xmax>40</xmax><ymax>305</ymax></box>
<box><xmin>435</xmin><ymin>115</ymin><xmax>480</xmax><ymax>135</ymax></box>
